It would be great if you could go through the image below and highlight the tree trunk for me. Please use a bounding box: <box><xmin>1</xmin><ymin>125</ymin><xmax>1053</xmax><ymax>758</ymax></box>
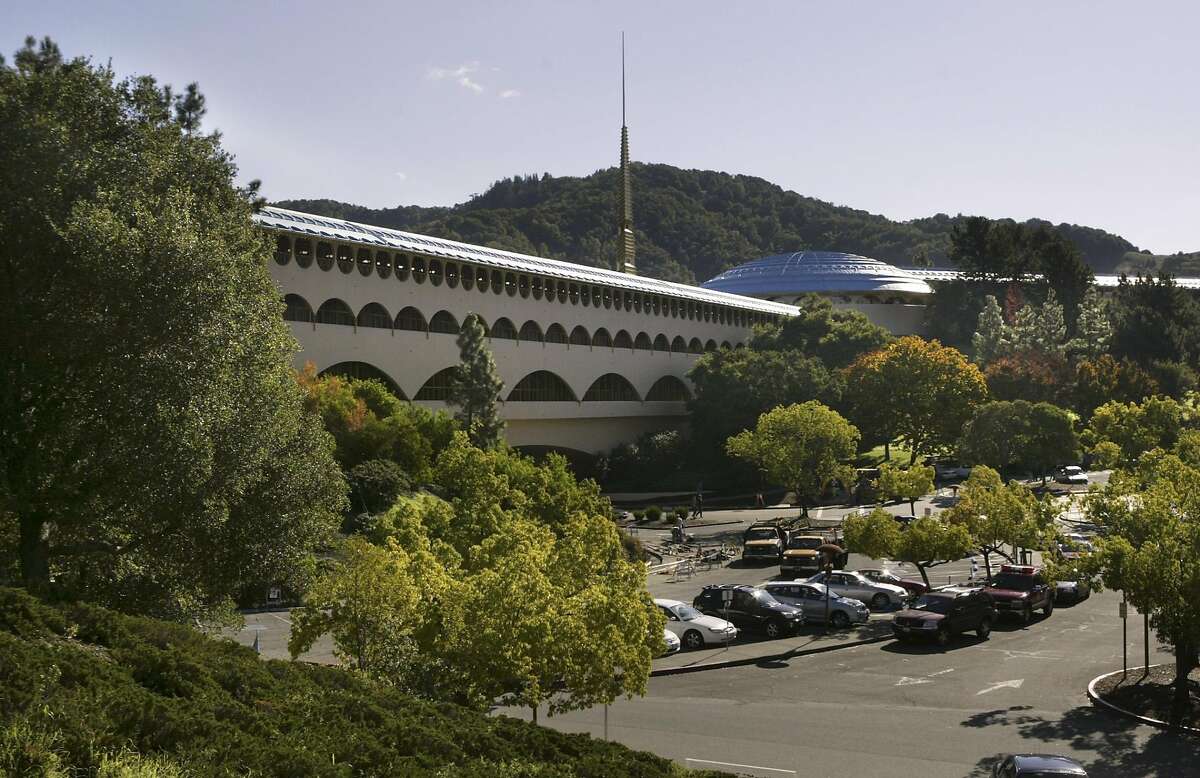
<box><xmin>982</xmin><ymin>550</ymin><xmax>992</xmax><ymax>581</ymax></box>
<box><xmin>1170</xmin><ymin>639</ymin><xmax>1198</xmax><ymax>729</ymax></box>
<box><xmin>909</xmin><ymin>498</ymin><xmax>917</xmax><ymax>517</ymax></box>
<box><xmin>531</xmin><ymin>704</ymin><xmax>538</xmax><ymax>725</ymax></box>
<box><xmin>916</xmin><ymin>563</ymin><xmax>931</xmax><ymax>590</ymax></box>
<box><xmin>884</xmin><ymin>441</ymin><xmax>891</xmax><ymax>461</ymax></box>
<box><xmin>18</xmin><ymin>512</ymin><xmax>50</xmax><ymax>593</ymax></box>
<box><xmin>909</xmin><ymin>448</ymin><xmax>918</xmax><ymax>466</ymax></box>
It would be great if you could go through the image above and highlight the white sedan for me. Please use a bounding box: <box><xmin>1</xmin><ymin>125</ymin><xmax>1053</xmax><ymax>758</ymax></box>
<box><xmin>656</xmin><ymin>598</ymin><xmax>738</xmax><ymax>650</ymax></box>
<box><xmin>805</xmin><ymin>570</ymin><xmax>908</xmax><ymax>609</ymax></box>
<box><xmin>660</xmin><ymin>628</ymin><xmax>681</xmax><ymax>656</ymax></box>
<box><xmin>1056</xmin><ymin>466</ymin><xmax>1089</xmax><ymax>485</ymax></box>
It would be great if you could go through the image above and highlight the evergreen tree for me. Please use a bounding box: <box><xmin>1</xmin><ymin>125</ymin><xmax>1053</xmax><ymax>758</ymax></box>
<box><xmin>447</xmin><ymin>313</ymin><xmax>505</xmax><ymax>448</ymax></box>
<box><xmin>971</xmin><ymin>294</ymin><xmax>1007</xmax><ymax>365</ymax></box>
<box><xmin>1067</xmin><ymin>286</ymin><xmax>1112</xmax><ymax>359</ymax></box>
<box><xmin>1031</xmin><ymin>288</ymin><xmax>1067</xmax><ymax>354</ymax></box>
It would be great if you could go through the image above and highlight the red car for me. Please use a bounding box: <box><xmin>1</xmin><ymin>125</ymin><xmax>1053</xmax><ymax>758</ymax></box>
<box><xmin>984</xmin><ymin>564</ymin><xmax>1054</xmax><ymax>623</ymax></box>
<box><xmin>858</xmin><ymin>568</ymin><xmax>928</xmax><ymax>596</ymax></box>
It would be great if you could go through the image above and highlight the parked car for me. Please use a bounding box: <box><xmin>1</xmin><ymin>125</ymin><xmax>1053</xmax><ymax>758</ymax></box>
<box><xmin>1054</xmin><ymin>535</ymin><xmax>1094</xmax><ymax>562</ymax></box>
<box><xmin>660</xmin><ymin>628</ymin><xmax>681</xmax><ymax>656</ymax></box>
<box><xmin>892</xmin><ymin>589</ymin><xmax>996</xmax><ymax>646</ymax></box>
<box><xmin>1054</xmin><ymin>574</ymin><xmax>1092</xmax><ymax>605</ymax></box>
<box><xmin>858</xmin><ymin>567</ymin><xmax>929</xmax><ymax>596</ymax></box>
<box><xmin>655</xmin><ymin>598</ymin><xmax>739</xmax><ymax>650</ymax></box>
<box><xmin>1055</xmin><ymin>466</ymin><xmax>1089</xmax><ymax>486</ymax></box>
<box><xmin>757</xmin><ymin>581</ymin><xmax>869</xmax><ymax>628</ymax></box>
<box><xmin>693</xmin><ymin>584</ymin><xmax>806</xmax><ymax>639</ymax></box>
<box><xmin>805</xmin><ymin>570</ymin><xmax>908</xmax><ymax>609</ymax></box>
<box><xmin>741</xmin><ymin>523</ymin><xmax>787</xmax><ymax>563</ymax></box>
<box><xmin>992</xmin><ymin>754</ymin><xmax>1087</xmax><ymax>777</ymax></box>
<box><xmin>984</xmin><ymin>564</ymin><xmax>1054</xmax><ymax>623</ymax></box>
<box><xmin>924</xmin><ymin>457</ymin><xmax>971</xmax><ymax>480</ymax></box>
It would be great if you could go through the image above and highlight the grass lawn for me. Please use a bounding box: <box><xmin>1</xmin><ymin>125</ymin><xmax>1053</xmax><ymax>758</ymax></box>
<box><xmin>855</xmin><ymin>441</ymin><xmax>915</xmax><ymax>467</ymax></box>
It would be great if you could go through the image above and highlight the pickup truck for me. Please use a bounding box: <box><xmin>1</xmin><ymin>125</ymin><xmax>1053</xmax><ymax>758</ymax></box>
<box><xmin>780</xmin><ymin>532</ymin><xmax>847</xmax><ymax>575</ymax></box>
<box><xmin>741</xmin><ymin>523</ymin><xmax>787</xmax><ymax>563</ymax></box>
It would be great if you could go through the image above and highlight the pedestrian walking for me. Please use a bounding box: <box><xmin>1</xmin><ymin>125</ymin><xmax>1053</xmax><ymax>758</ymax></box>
<box><xmin>696</xmin><ymin>492</ymin><xmax>704</xmax><ymax>518</ymax></box>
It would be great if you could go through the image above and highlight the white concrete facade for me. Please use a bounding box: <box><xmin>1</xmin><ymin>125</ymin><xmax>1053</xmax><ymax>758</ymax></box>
<box><xmin>258</xmin><ymin>207</ymin><xmax>798</xmax><ymax>455</ymax></box>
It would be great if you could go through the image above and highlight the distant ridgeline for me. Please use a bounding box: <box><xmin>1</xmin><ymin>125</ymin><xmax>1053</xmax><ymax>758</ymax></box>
<box><xmin>275</xmin><ymin>163</ymin><xmax>1197</xmax><ymax>285</ymax></box>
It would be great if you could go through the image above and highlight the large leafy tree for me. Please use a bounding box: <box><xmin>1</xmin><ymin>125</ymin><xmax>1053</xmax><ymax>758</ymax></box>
<box><xmin>1109</xmin><ymin>274</ymin><xmax>1200</xmax><ymax>368</ymax></box>
<box><xmin>843</xmin><ymin>509</ymin><xmax>973</xmax><ymax>589</ymax></box>
<box><xmin>446</xmin><ymin>313</ymin><xmax>505</xmax><ymax>449</ymax></box>
<box><xmin>1082</xmin><ymin>396</ymin><xmax>1188</xmax><ymax>467</ymax></box>
<box><xmin>1081</xmin><ymin>453</ymin><xmax>1200</xmax><ymax>727</ymax></box>
<box><xmin>1073</xmin><ymin>355</ymin><xmax>1159</xmax><ymax>417</ymax></box>
<box><xmin>726</xmin><ymin>402</ymin><xmax>860</xmax><ymax>515</ymax></box>
<box><xmin>749</xmin><ymin>294</ymin><xmax>891</xmax><ymax>369</ymax></box>
<box><xmin>958</xmin><ymin>401</ymin><xmax>1079</xmax><ymax>480</ymax></box>
<box><xmin>874</xmin><ymin>463</ymin><xmax>934</xmax><ymax>516</ymax></box>
<box><xmin>844</xmin><ymin>336</ymin><xmax>988</xmax><ymax>463</ymax></box>
<box><xmin>942</xmin><ymin>466</ymin><xmax>1052</xmax><ymax>578</ymax></box>
<box><xmin>0</xmin><ymin>38</ymin><xmax>344</xmax><ymax>619</ymax></box>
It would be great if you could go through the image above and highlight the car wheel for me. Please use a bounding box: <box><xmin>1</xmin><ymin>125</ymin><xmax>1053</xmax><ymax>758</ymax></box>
<box><xmin>1043</xmin><ymin>599</ymin><xmax>1054</xmax><ymax>617</ymax></box>
<box><xmin>682</xmin><ymin>630</ymin><xmax>705</xmax><ymax>650</ymax></box>
<box><xmin>764</xmin><ymin>620</ymin><xmax>784</xmax><ymax>639</ymax></box>
<box><xmin>830</xmin><ymin>611</ymin><xmax>850</xmax><ymax>629</ymax></box>
<box><xmin>1022</xmin><ymin>604</ymin><xmax>1033</xmax><ymax>624</ymax></box>
<box><xmin>935</xmin><ymin>626</ymin><xmax>951</xmax><ymax>647</ymax></box>
<box><xmin>977</xmin><ymin>619</ymin><xmax>991</xmax><ymax>640</ymax></box>
<box><xmin>871</xmin><ymin>593</ymin><xmax>890</xmax><ymax>610</ymax></box>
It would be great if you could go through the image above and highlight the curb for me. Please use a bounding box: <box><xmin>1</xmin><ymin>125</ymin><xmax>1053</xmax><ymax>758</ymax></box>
<box><xmin>1086</xmin><ymin>665</ymin><xmax>1200</xmax><ymax>736</ymax></box>
<box><xmin>651</xmin><ymin>633</ymin><xmax>890</xmax><ymax>677</ymax></box>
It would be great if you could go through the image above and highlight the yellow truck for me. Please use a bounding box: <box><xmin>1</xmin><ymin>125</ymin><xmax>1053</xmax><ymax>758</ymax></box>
<box><xmin>780</xmin><ymin>530</ymin><xmax>848</xmax><ymax>576</ymax></box>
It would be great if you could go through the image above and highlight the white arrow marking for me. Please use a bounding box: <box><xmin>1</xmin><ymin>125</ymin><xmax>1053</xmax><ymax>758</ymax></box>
<box><xmin>929</xmin><ymin>668</ymin><xmax>955</xmax><ymax>676</ymax></box>
<box><xmin>977</xmin><ymin>679</ymin><xmax>1024</xmax><ymax>695</ymax></box>
<box><xmin>896</xmin><ymin>676</ymin><xmax>931</xmax><ymax>686</ymax></box>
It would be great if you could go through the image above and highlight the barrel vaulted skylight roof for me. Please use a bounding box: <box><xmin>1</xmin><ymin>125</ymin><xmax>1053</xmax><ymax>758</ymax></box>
<box><xmin>255</xmin><ymin>206</ymin><xmax>800</xmax><ymax>315</ymax></box>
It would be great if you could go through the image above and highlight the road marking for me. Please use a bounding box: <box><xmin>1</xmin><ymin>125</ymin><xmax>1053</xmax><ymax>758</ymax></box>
<box><xmin>686</xmin><ymin>758</ymin><xmax>796</xmax><ymax>775</ymax></box>
<box><xmin>928</xmin><ymin>668</ymin><xmax>955</xmax><ymax>676</ymax></box>
<box><xmin>269</xmin><ymin>613</ymin><xmax>292</xmax><ymax>625</ymax></box>
<box><xmin>896</xmin><ymin>676</ymin><xmax>931</xmax><ymax>686</ymax></box>
<box><xmin>977</xmin><ymin>679</ymin><xmax>1024</xmax><ymax>695</ymax></box>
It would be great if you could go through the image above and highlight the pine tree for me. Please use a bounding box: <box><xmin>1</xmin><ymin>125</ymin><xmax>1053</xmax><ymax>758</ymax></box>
<box><xmin>447</xmin><ymin>313</ymin><xmax>506</xmax><ymax>448</ymax></box>
<box><xmin>971</xmin><ymin>294</ymin><xmax>1008</xmax><ymax>365</ymax></box>
<box><xmin>1067</xmin><ymin>287</ymin><xmax>1112</xmax><ymax>359</ymax></box>
<box><xmin>1032</xmin><ymin>288</ymin><xmax>1067</xmax><ymax>355</ymax></box>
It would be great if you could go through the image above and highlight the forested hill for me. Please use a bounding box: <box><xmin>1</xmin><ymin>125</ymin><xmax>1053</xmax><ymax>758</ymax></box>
<box><xmin>276</xmin><ymin>163</ymin><xmax>1158</xmax><ymax>285</ymax></box>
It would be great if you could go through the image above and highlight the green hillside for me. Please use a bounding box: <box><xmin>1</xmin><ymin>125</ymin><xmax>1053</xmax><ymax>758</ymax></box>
<box><xmin>276</xmin><ymin>163</ymin><xmax>1154</xmax><ymax>285</ymax></box>
<box><xmin>0</xmin><ymin>588</ymin><xmax>722</xmax><ymax>777</ymax></box>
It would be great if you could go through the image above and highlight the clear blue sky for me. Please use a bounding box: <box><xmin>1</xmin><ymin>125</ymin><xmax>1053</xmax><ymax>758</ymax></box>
<box><xmin>4</xmin><ymin>1</ymin><xmax>1198</xmax><ymax>253</ymax></box>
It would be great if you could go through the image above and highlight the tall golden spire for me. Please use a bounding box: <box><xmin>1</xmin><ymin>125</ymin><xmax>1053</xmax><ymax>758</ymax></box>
<box><xmin>618</xmin><ymin>32</ymin><xmax>636</xmax><ymax>275</ymax></box>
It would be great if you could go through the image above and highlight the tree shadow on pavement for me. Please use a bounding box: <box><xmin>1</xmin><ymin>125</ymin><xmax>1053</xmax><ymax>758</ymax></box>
<box><xmin>957</xmin><ymin>703</ymin><xmax>1195</xmax><ymax>777</ymax></box>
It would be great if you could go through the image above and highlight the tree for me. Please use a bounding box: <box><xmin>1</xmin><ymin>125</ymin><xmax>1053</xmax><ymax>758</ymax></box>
<box><xmin>984</xmin><ymin>350</ymin><xmax>1071</xmax><ymax>405</ymax></box>
<box><xmin>843</xmin><ymin>509</ymin><xmax>973</xmax><ymax>589</ymax></box>
<box><xmin>446</xmin><ymin>313</ymin><xmax>505</xmax><ymax>449</ymax></box>
<box><xmin>1073</xmin><ymin>355</ymin><xmax>1159</xmax><ymax>417</ymax></box>
<box><xmin>959</xmin><ymin>401</ymin><xmax>1079</xmax><ymax>481</ymax></box>
<box><xmin>1024</xmin><ymin>402</ymin><xmax>1081</xmax><ymax>481</ymax></box>
<box><xmin>943</xmin><ymin>466</ymin><xmax>1051</xmax><ymax>578</ymax></box>
<box><xmin>843</xmin><ymin>336</ymin><xmax>988</xmax><ymax>463</ymax></box>
<box><xmin>971</xmin><ymin>295</ymin><xmax>1006</xmax><ymax>365</ymax></box>
<box><xmin>1082</xmin><ymin>396</ymin><xmax>1187</xmax><ymax>467</ymax></box>
<box><xmin>874</xmin><ymin>463</ymin><xmax>935</xmax><ymax>516</ymax></box>
<box><xmin>0</xmin><ymin>39</ymin><xmax>344</xmax><ymax>619</ymax></box>
<box><xmin>346</xmin><ymin>459</ymin><xmax>412</xmax><ymax>517</ymax></box>
<box><xmin>726</xmin><ymin>402</ymin><xmax>860</xmax><ymax>515</ymax></box>
<box><xmin>1082</xmin><ymin>454</ymin><xmax>1200</xmax><ymax>727</ymax></box>
<box><xmin>1110</xmin><ymin>274</ymin><xmax>1200</xmax><ymax>368</ymax></box>
<box><xmin>1066</xmin><ymin>287</ymin><xmax>1112</xmax><ymax>359</ymax></box>
<box><xmin>750</xmin><ymin>294</ymin><xmax>891</xmax><ymax>368</ymax></box>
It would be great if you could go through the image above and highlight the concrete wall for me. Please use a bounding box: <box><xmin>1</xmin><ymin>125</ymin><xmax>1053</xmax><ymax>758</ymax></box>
<box><xmin>831</xmin><ymin>302</ymin><xmax>927</xmax><ymax>336</ymax></box>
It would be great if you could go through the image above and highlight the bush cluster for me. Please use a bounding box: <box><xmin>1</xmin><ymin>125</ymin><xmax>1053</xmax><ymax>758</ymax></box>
<box><xmin>0</xmin><ymin>589</ymin><xmax>725</xmax><ymax>777</ymax></box>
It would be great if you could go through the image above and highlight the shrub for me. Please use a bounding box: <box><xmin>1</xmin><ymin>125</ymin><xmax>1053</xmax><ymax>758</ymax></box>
<box><xmin>632</xmin><ymin>510</ymin><xmax>645</xmax><ymax>522</ymax></box>
<box><xmin>644</xmin><ymin>505</ymin><xmax>662</xmax><ymax>522</ymax></box>
<box><xmin>674</xmin><ymin>507</ymin><xmax>688</xmax><ymax>519</ymax></box>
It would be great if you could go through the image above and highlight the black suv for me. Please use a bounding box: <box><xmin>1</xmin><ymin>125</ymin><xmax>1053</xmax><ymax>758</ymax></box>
<box><xmin>892</xmin><ymin>588</ymin><xmax>996</xmax><ymax>646</ymax></box>
<box><xmin>693</xmin><ymin>584</ymin><xmax>806</xmax><ymax>639</ymax></box>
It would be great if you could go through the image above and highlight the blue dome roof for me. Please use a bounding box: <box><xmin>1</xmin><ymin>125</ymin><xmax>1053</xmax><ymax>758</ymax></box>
<box><xmin>701</xmin><ymin>251</ymin><xmax>933</xmax><ymax>297</ymax></box>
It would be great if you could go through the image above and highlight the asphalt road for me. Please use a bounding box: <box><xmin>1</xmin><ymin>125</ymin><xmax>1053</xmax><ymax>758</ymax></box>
<box><xmin>508</xmin><ymin>589</ymin><xmax>1191</xmax><ymax>777</ymax></box>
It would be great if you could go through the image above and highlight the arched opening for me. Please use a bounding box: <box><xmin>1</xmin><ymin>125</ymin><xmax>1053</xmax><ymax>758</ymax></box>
<box><xmin>357</xmin><ymin>303</ymin><xmax>392</xmax><ymax>329</ymax></box>
<box><xmin>461</xmin><ymin>264</ymin><xmax>475</xmax><ymax>291</ymax></box>
<box><xmin>293</xmin><ymin>238</ymin><xmax>313</xmax><ymax>268</ymax></box>
<box><xmin>545</xmin><ymin>323</ymin><xmax>568</xmax><ymax>344</ymax></box>
<box><xmin>492</xmin><ymin>269</ymin><xmax>504</xmax><ymax>295</ymax></box>
<box><xmin>316</xmin><ymin>242</ymin><xmax>334</xmax><ymax>271</ymax></box>
<box><xmin>614</xmin><ymin>330</ymin><xmax>633</xmax><ymax>349</ymax></box>
<box><xmin>704</xmin><ymin>339</ymin><xmax>718</xmax><ymax>352</ymax></box>
<box><xmin>505</xmin><ymin>272</ymin><xmax>517</xmax><ymax>296</ymax></box>
<box><xmin>412</xmin><ymin>256</ymin><xmax>427</xmax><ymax>284</ymax></box>
<box><xmin>720</xmin><ymin>340</ymin><xmax>732</xmax><ymax>350</ymax></box>
<box><xmin>569</xmin><ymin>283</ymin><xmax>580</xmax><ymax>304</ymax></box>
<box><xmin>583</xmin><ymin>374</ymin><xmax>640</xmax><ymax>402</ymax></box>
<box><xmin>428</xmin><ymin>259</ymin><xmax>443</xmax><ymax>287</ymax></box>
<box><xmin>653</xmin><ymin>334</ymin><xmax>669</xmax><ymax>352</ymax></box>
<box><xmin>735</xmin><ymin>342</ymin><xmax>746</xmax><ymax>349</ymax></box>
<box><xmin>569</xmin><ymin>325</ymin><xmax>591</xmax><ymax>347</ymax></box>
<box><xmin>395</xmin><ymin>306</ymin><xmax>427</xmax><ymax>332</ymax></box>
<box><xmin>375</xmin><ymin>251</ymin><xmax>392</xmax><ymax>279</ymax></box>
<box><xmin>519</xmin><ymin>320</ymin><xmax>543</xmax><ymax>342</ymax></box>
<box><xmin>603</xmin><ymin>288</ymin><xmax>613</xmax><ymax>309</ymax></box>
<box><xmin>395</xmin><ymin>253</ymin><xmax>410</xmax><ymax>281</ymax></box>
<box><xmin>315</xmin><ymin>299</ymin><xmax>354</xmax><ymax>326</ymax></box>
<box><xmin>274</xmin><ymin>235</ymin><xmax>291</xmax><ymax>265</ymax></box>
<box><xmin>634</xmin><ymin>332</ymin><xmax>653</xmax><ymax>351</ymax></box>
<box><xmin>591</xmin><ymin>286</ymin><xmax>602</xmax><ymax>307</ymax></box>
<box><xmin>475</xmin><ymin>267</ymin><xmax>488</xmax><ymax>292</ymax></box>
<box><xmin>508</xmin><ymin>371</ymin><xmax>576</xmax><ymax>402</ymax></box>
<box><xmin>688</xmin><ymin>338</ymin><xmax>704</xmax><ymax>354</ymax></box>
<box><xmin>670</xmin><ymin>299</ymin><xmax>679</xmax><ymax>318</ymax></box>
<box><xmin>518</xmin><ymin>275</ymin><xmax>530</xmax><ymax>298</ymax></box>
<box><xmin>336</xmin><ymin>245</ymin><xmax>354</xmax><ymax>274</ymax></box>
<box><xmin>414</xmin><ymin>367</ymin><xmax>458</xmax><ymax>401</ymax></box>
<box><xmin>320</xmin><ymin>362</ymin><xmax>406</xmax><ymax>399</ymax></box>
<box><xmin>556</xmin><ymin>280</ymin><xmax>568</xmax><ymax>304</ymax></box>
<box><xmin>490</xmin><ymin>317</ymin><xmax>518</xmax><ymax>340</ymax></box>
<box><xmin>647</xmin><ymin>375</ymin><xmax>691</xmax><ymax>401</ymax></box>
<box><xmin>283</xmin><ymin>294</ymin><xmax>313</xmax><ymax>323</ymax></box>
<box><xmin>672</xmin><ymin>336</ymin><xmax>688</xmax><ymax>353</ymax></box>
<box><xmin>356</xmin><ymin>248</ymin><xmax>373</xmax><ymax>277</ymax></box>
<box><xmin>592</xmin><ymin>328</ymin><xmax>613</xmax><ymax>348</ymax></box>
<box><xmin>531</xmin><ymin>277</ymin><xmax>544</xmax><ymax>300</ymax></box>
<box><xmin>445</xmin><ymin>262</ymin><xmax>458</xmax><ymax>289</ymax></box>
<box><xmin>429</xmin><ymin>310</ymin><xmax>460</xmax><ymax>335</ymax></box>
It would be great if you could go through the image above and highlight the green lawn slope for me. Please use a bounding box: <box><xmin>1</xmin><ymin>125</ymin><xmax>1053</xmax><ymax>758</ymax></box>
<box><xmin>0</xmin><ymin>588</ymin><xmax>722</xmax><ymax>777</ymax></box>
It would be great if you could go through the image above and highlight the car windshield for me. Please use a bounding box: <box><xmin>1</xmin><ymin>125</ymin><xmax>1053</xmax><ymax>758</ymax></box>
<box><xmin>751</xmin><ymin>589</ymin><xmax>777</xmax><ymax>604</ymax></box>
<box><xmin>788</xmin><ymin>536</ymin><xmax>821</xmax><ymax>549</ymax></box>
<box><xmin>989</xmin><ymin>573</ymin><xmax>1036</xmax><ymax>591</ymax></box>
<box><xmin>672</xmin><ymin>604</ymin><xmax>704</xmax><ymax>621</ymax></box>
<box><xmin>911</xmin><ymin>595</ymin><xmax>954</xmax><ymax>614</ymax></box>
<box><xmin>746</xmin><ymin>529</ymin><xmax>777</xmax><ymax>541</ymax></box>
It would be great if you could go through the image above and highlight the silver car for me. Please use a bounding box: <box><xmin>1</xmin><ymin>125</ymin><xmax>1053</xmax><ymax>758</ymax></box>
<box><xmin>758</xmin><ymin>581</ymin><xmax>869</xmax><ymax>629</ymax></box>
<box><xmin>806</xmin><ymin>570</ymin><xmax>908</xmax><ymax>609</ymax></box>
